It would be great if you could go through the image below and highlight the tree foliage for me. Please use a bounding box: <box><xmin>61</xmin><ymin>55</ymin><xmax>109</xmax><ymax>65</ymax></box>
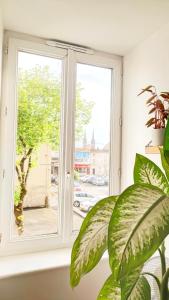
<box><xmin>15</xmin><ymin>65</ymin><xmax>94</xmax><ymax>233</ymax></box>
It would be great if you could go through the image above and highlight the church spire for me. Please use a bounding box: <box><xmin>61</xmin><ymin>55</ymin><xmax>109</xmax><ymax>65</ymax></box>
<box><xmin>91</xmin><ymin>129</ymin><xmax>95</xmax><ymax>150</ymax></box>
<box><xmin>83</xmin><ymin>130</ymin><xmax>87</xmax><ymax>148</ymax></box>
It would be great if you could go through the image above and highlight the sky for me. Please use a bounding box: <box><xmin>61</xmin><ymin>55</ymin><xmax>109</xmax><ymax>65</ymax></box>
<box><xmin>18</xmin><ymin>51</ymin><xmax>112</xmax><ymax>149</ymax></box>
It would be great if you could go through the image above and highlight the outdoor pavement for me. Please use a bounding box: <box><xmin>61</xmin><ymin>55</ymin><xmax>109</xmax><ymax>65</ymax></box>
<box><xmin>13</xmin><ymin>182</ymin><xmax>108</xmax><ymax>237</ymax></box>
<box><xmin>13</xmin><ymin>208</ymin><xmax>83</xmax><ymax>237</ymax></box>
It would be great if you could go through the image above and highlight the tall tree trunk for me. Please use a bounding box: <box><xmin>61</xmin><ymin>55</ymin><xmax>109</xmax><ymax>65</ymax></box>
<box><xmin>14</xmin><ymin>182</ymin><xmax>27</xmax><ymax>234</ymax></box>
<box><xmin>15</xmin><ymin>145</ymin><xmax>33</xmax><ymax>234</ymax></box>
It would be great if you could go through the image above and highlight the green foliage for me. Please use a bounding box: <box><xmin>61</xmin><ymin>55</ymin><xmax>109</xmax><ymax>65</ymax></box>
<box><xmin>120</xmin><ymin>266</ymin><xmax>143</xmax><ymax>300</ymax></box>
<box><xmin>98</xmin><ymin>274</ymin><xmax>120</xmax><ymax>300</ymax></box>
<box><xmin>160</xmin><ymin>148</ymin><xmax>169</xmax><ymax>182</ymax></box>
<box><xmin>70</xmin><ymin>196</ymin><xmax>117</xmax><ymax>287</ymax></box>
<box><xmin>75</xmin><ymin>84</ymin><xmax>94</xmax><ymax>141</ymax></box>
<box><xmin>163</xmin><ymin>117</ymin><xmax>169</xmax><ymax>165</ymax></box>
<box><xmin>134</xmin><ymin>153</ymin><xmax>169</xmax><ymax>194</ymax></box>
<box><xmin>15</xmin><ymin>65</ymin><xmax>94</xmax><ymax>232</ymax></box>
<box><xmin>17</xmin><ymin>65</ymin><xmax>61</xmax><ymax>154</ymax></box>
<box><xmin>70</xmin><ymin>146</ymin><xmax>169</xmax><ymax>299</ymax></box>
<box><xmin>17</xmin><ymin>66</ymin><xmax>94</xmax><ymax>154</ymax></box>
<box><xmin>126</xmin><ymin>276</ymin><xmax>151</xmax><ymax>300</ymax></box>
<box><xmin>108</xmin><ymin>183</ymin><xmax>166</xmax><ymax>278</ymax></box>
<box><xmin>14</xmin><ymin>185</ymin><xmax>21</xmax><ymax>206</ymax></box>
<box><xmin>74</xmin><ymin>170</ymin><xmax>80</xmax><ymax>181</ymax></box>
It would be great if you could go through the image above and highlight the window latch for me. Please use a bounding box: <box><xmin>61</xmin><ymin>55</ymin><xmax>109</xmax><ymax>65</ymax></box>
<box><xmin>66</xmin><ymin>171</ymin><xmax>70</xmax><ymax>179</ymax></box>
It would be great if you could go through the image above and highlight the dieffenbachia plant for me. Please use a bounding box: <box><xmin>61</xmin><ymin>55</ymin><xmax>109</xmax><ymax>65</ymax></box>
<box><xmin>70</xmin><ymin>121</ymin><xmax>169</xmax><ymax>299</ymax></box>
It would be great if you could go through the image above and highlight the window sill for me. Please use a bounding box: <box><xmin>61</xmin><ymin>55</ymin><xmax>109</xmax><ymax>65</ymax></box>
<box><xmin>0</xmin><ymin>248</ymin><xmax>108</xmax><ymax>279</ymax></box>
<box><xmin>0</xmin><ymin>248</ymin><xmax>72</xmax><ymax>279</ymax></box>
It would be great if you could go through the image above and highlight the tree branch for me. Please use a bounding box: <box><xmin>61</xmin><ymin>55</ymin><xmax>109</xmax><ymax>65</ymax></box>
<box><xmin>19</xmin><ymin>148</ymin><xmax>33</xmax><ymax>183</ymax></box>
<box><xmin>16</xmin><ymin>166</ymin><xmax>22</xmax><ymax>182</ymax></box>
<box><xmin>25</xmin><ymin>154</ymin><xmax>32</xmax><ymax>184</ymax></box>
<box><xmin>19</xmin><ymin>136</ymin><xmax>26</xmax><ymax>149</ymax></box>
<box><xmin>26</xmin><ymin>148</ymin><xmax>33</xmax><ymax>157</ymax></box>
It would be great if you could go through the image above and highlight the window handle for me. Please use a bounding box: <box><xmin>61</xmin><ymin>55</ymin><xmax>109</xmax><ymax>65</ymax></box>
<box><xmin>66</xmin><ymin>171</ymin><xmax>70</xmax><ymax>179</ymax></box>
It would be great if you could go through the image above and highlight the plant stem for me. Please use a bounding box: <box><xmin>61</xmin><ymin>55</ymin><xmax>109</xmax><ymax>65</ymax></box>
<box><xmin>142</xmin><ymin>272</ymin><xmax>161</xmax><ymax>292</ymax></box>
<box><xmin>159</xmin><ymin>242</ymin><xmax>167</xmax><ymax>277</ymax></box>
<box><xmin>160</xmin><ymin>268</ymin><xmax>169</xmax><ymax>300</ymax></box>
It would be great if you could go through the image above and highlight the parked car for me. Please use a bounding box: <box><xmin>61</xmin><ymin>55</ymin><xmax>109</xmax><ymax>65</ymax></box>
<box><xmin>92</xmin><ymin>176</ymin><xmax>105</xmax><ymax>186</ymax></box>
<box><xmin>73</xmin><ymin>192</ymin><xmax>94</xmax><ymax>207</ymax></box>
<box><xmin>87</xmin><ymin>175</ymin><xmax>96</xmax><ymax>184</ymax></box>
<box><xmin>103</xmin><ymin>176</ymin><xmax>109</xmax><ymax>185</ymax></box>
<box><xmin>80</xmin><ymin>197</ymin><xmax>99</xmax><ymax>212</ymax></box>
<box><xmin>74</xmin><ymin>181</ymin><xmax>82</xmax><ymax>191</ymax></box>
<box><xmin>51</xmin><ymin>175</ymin><xmax>58</xmax><ymax>185</ymax></box>
<box><xmin>81</xmin><ymin>175</ymin><xmax>90</xmax><ymax>183</ymax></box>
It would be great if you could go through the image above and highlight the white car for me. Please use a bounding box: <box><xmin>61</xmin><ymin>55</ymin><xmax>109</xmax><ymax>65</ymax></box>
<box><xmin>73</xmin><ymin>192</ymin><xmax>94</xmax><ymax>207</ymax></box>
<box><xmin>80</xmin><ymin>197</ymin><xmax>100</xmax><ymax>212</ymax></box>
<box><xmin>81</xmin><ymin>175</ymin><xmax>90</xmax><ymax>183</ymax></box>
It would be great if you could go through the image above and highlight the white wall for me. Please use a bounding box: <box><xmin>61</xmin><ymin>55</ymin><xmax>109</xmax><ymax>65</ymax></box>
<box><xmin>0</xmin><ymin>6</ymin><xmax>3</xmax><ymax>91</ymax></box>
<box><xmin>0</xmin><ymin>259</ymin><xmax>110</xmax><ymax>300</ymax></box>
<box><xmin>122</xmin><ymin>21</ymin><xmax>169</xmax><ymax>189</ymax></box>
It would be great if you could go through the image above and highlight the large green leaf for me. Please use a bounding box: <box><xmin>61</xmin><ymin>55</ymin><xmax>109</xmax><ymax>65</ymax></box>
<box><xmin>134</xmin><ymin>153</ymin><xmax>169</xmax><ymax>194</ymax></box>
<box><xmin>97</xmin><ymin>271</ymin><xmax>151</xmax><ymax>300</ymax></box>
<box><xmin>108</xmin><ymin>184</ymin><xmax>168</xmax><ymax>279</ymax></box>
<box><xmin>121</xmin><ymin>266</ymin><xmax>142</xmax><ymax>300</ymax></box>
<box><xmin>163</xmin><ymin>118</ymin><xmax>169</xmax><ymax>164</ymax></box>
<box><xmin>97</xmin><ymin>274</ymin><xmax>120</xmax><ymax>300</ymax></box>
<box><xmin>160</xmin><ymin>148</ymin><xmax>169</xmax><ymax>182</ymax></box>
<box><xmin>70</xmin><ymin>196</ymin><xmax>117</xmax><ymax>287</ymax></box>
<box><xmin>127</xmin><ymin>276</ymin><xmax>151</xmax><ymax>300</ymax></box>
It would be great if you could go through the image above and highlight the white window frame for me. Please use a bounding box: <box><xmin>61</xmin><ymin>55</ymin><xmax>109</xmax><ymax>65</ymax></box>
<box><xmin>0</xmin><ymin>33</ymin><xmax>122</xmax><ymax>256</ymax></box>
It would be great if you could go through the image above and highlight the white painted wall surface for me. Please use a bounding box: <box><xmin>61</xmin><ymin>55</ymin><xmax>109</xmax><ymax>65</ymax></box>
<box><xmin>0</xmin><ymin>259</ymin><xmax>110</xmax><ymax>300</ymax></box>
<box><xmin>122</xmin><ymin>21</ymin><xmax>169</xmax><ymax>190</ymax></box>
<box><xmin>0</xmin><ymin>5</ymin><xmax>3</xmax><ymax>90</ymax></box>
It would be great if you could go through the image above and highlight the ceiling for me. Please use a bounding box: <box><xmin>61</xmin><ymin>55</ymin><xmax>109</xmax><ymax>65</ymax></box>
<box><xmin>1</xmin><ymin>0</ymin><xmax>169</xmax><ymax>55</ymax></box>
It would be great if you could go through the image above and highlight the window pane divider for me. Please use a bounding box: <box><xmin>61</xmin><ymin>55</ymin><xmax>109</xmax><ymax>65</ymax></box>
<box><xmin>62</xmin><ymin>50</ymin><xmax>76</xmax><ymax>241</ymax></box>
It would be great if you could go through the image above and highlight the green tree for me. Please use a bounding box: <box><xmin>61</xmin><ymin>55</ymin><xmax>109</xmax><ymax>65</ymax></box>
<box><xmin>15</xmin><ymin>65</ymin><xmax>93</xmax><ymax>233</ymax></box>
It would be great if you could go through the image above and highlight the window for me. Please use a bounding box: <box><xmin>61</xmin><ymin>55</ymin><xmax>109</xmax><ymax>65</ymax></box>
<box><xmin>73</xmin><ymin>63</ymin><xmax>112</xmax><ymax>231</ymax></box>
<box><xmin>0</xmin><ymin>34</ymin><xmax>122</xmax><ymax>255</ymax></box>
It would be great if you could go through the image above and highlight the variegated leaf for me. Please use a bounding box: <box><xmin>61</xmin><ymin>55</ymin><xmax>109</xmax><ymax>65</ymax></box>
<box><xmin>127</xmin><ymin>276</ymin><xmax>151</xmax><ymax>300</ymax></box>
<box><xmin>70</xmin><ymin>196</ymin><xmax>117</xmax><ymax>287</ymax></box>
<box><xmin>160</xmin><ymin>148</ymin><xmax>169</xmax><ymax>182</ymax></box>
<box><xmin>163</xmin><ymin>118</ymin><xmax>169</xmax><ymax>161</ymax></box>
<box><xmin>134</xmin><ymin>153</ymin><xmax>169</xmax><ymax>194</ymax></box>
<box><xmin>97</xmin><ymin>274</ymin><xmax>120</xmax><ymax>300</ymax></box>
<box><xmin>108</xmin><ymin>184</ymin><xmax>166</xmax><ymax>278</ymax></box>
<box><xmin>121</xmin><ymin>266</ymin><xmax>142</xmax><ymax>300</ymax></box>
<box><xmin>97</xmin><ymin>270</ymin><xmax>150</xmax><ymax>300</ymax></box>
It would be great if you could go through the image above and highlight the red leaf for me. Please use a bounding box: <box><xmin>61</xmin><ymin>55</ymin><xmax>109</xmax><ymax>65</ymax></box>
<box><xmin>146</xmin><ymin>118</ymin><xmax>155</xmax><ymax>127</ymax></box>
<box><xmin>156</xmin><ymin>100</ymin><xmax>164</xmax><ymax>110</ymax></box>
<box><xmin>161</xmin><ymin>92</ymin><xmax>169</xmax><ymax>95</ymax></box>
<box><xmin>148</xmin><ymin>107</ymin><xmax>156</xmax><ymax>114</ymax></box>
<box><xmin>160</xmin><ymin>93</ymin><xmax>169</xmax><ymax>99</ymax></box>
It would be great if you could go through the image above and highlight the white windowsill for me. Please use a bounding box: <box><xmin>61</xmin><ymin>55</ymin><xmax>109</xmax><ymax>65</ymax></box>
<box><xmin>0</xmin><ymin>248</ymin><xmax>108</xmax><ymax>279</ymax></box>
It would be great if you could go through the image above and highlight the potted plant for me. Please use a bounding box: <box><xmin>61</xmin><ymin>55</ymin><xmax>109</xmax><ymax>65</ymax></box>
<box><xmin>70</xmin><ymin>119</ymin><xmax>169</xmax><ymax>299</ymax></box>
<box><xmin>138</xmin><ymin>85</ymin><xmax>169</xmax><ymax>146</ymax></box>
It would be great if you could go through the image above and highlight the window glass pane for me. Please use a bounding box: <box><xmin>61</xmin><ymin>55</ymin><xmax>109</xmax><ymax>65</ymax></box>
<box><xmin>73</xmin><ymin>63</ymin><xmax>112</xmax><ymax>231</ymax></box>
<box><xmin>13</xmin><ymin>51</ymin><xmax>62</xmax><ymax>237</ymax></box>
